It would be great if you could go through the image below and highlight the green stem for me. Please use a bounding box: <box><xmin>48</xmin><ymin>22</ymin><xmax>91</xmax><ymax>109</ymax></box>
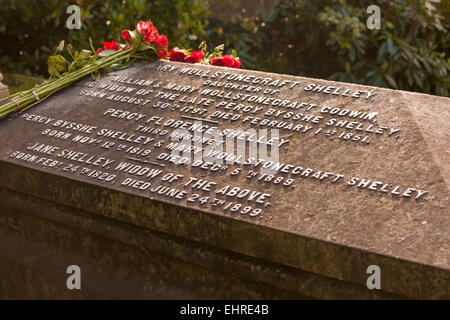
<box><xmin>0</xmin><ymin>48</ymin><xmax>139</xmax><ymax>119</ymax></box>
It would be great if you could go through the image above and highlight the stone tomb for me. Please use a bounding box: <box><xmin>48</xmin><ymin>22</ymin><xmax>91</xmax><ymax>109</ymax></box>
<box><xmin>0</xmin><ymin>60</ymin><xmax>448</xmax><ymax>299</ymax></box>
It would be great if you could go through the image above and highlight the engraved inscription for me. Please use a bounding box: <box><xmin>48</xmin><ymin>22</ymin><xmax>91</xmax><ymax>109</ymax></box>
<box><xmin>3</xmin><ymin>61</ymin><xmax>430</xmax><ymax>221</ymax></box>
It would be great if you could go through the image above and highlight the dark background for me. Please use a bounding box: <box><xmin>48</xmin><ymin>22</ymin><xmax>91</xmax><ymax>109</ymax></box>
<box><xmin>0</xmin><ymin>0</ymin><xmax>448</xmax><ymax>96</ymax></box>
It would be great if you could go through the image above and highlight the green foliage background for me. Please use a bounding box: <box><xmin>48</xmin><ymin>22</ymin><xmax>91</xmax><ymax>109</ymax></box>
<box><xmin>0</xmin><ymin>0</ymin><xmax>210</xmax><ymax>75</ymax></box>
<box><xmin>0</xmin><ymin>0</ymin><xmax>448</xmax><ymax>96</ymax></box>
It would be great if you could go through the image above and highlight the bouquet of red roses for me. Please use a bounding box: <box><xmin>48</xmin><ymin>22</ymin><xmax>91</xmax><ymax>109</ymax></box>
<box><xmin>0</xmin><ymin>20</ymin><xmax>240</xmax><ymax>119</ymax></box>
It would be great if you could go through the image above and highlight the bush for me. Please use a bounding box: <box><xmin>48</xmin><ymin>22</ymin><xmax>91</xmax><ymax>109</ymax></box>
<box><xmin>1</xmin><ymin>0</ymin><xmax>448</xmax><ymax>96</ymax></box>
<box><xmin>0</xmin><ymin>0</ymin><xmax>209</xmax><ymax>75</ymax></box>
<box><xmin>209</xmin><ymin>0</ymin><xmax>449</xmax><ymax>96</ymax></box>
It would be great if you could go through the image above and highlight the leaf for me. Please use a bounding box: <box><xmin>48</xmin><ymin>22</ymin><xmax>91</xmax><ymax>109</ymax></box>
<box><xmin>67</xmin><ymin>44</ymin><xmax>73</xmax><ymax>57</ymax></box>
<box><xmin>264</xmin><ymin>8</ymin><xmax>279</xmax><ymax>23</ymax></box>
<box><xmin>231</xmin><ymin>49</ymin><xmax>238</xmax><ymax>57</ymax></box>
<box><xmin>386</xmin><ymin>38</ymin><xmax>397</xmax><ymax>55</ymax></box>
<box><xmin>384</xmin><ymin>74</ymin><xmax>397</xmax><ymax>88</ymax></box>
<box><xmin>110</xmin><ymin>61</ymin><xmax>134</xmax><ymax>71</ymax></box>
<box><xmin>89</xmin><ymin>37</ymin><xmax>96</xmax><ymax>53</ymax></box>
<box><xmin>349</xmin><ymin>47</ymin><xmax>355</xmax><ymax>62</ymax></box>
<box><xmin>79</xmin><ymin>49</ymin><xmax>92</xmax><ymax>59</ymax></box>
<box><xmin>68</xmin><ymin>61</ymin><xmax>77</xmax><ymax>72</ymax></box>
<box><xmin>405</xmin><ymin>70</ymin><xmax>413</xmax><ymax>86</ymax></box>
<box><xmin>56</xmin><ymin>40</ymin><xmax>65</xmax><ymax>52</ymax></box>
<box><xmin>48</xmin><ymin>64</ymin><xmax>59</xmax><ymax>78</ymax></box>
<box><xmin>374</xmin><ymin>74</ymin><xmax>385</xmax><ymax>87</ymax></box>
<box><xmin>91</xmin><ymin>71</ymin><xmax>101</xmax><ymax>81</ymax></box>
<box><xmin>47</xmin><ymin>54</ymin><xmax>67</xmax><ymax>77</ymax></box>
<box><xmin>378</xmin><ymin>42</ymin><xmax>387</xmax><ymax>58</ymax></box>
<box><xmin>137</xmin><ymin>42</ymin><xmax>152</xmax><ymax>52</ymax></box>
<box><xmin>366</xmin><ymin>70</ymin><xmax>378</xmax><ymax>78</ymax></box>
<box><xmin>412</xmin><ymin>71</ymin><xmax>424</xmax><ymax>88</ymax></box>
<box><xmin>214</xmin><ymin>44</ymin><xmax>224</xmax><ymax>51</ymax></box>
<box><xmin>199</xmin><ymin>40</ymin><xmax>207</xmax><ymax>51</ymax></box>
<box><xmin>129</xmin><ymin>30</ymin><xmax>137</xmax><ymax>40</ymax></box>
<box><xmin>345</xmin><ymin>62</ymin><xmax>351</xmax><ymax>74</ymax></box>
<box><xmin>98</xmin><ymin>49</ymin><xmax>117</xmax><ymax>57</ymax></box>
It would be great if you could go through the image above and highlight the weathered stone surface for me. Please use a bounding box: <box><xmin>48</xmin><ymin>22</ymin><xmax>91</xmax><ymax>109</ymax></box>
<box><xmin>0</xmin><ymin>60</ymin><xmax>448</xmax><ymax>299</ymax></box>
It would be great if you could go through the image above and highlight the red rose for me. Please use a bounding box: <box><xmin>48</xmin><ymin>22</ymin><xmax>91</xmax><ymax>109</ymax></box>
<box><xmin>157</xmin><ymin>49</ymin><xmax>168</xmax><ymax>59</ymax></box>
<box><xmin>154</xmin><ymin>35</ymin><xmax>168</xmax><ymax>47</ymax></box>
<box><xmin>121</xmin><ymin>30</ymin><xmax>131</xmax><ymax>42</ymax></box>
<box><xmin>102</xmin><ymin>41</ymin><xmax>120</xmax><ymax>51</ymax></box>
<box><xmin>185</xmin><ymin>50</ymin><xmax>204</xmax><ymax>64</ymax></box>
<box><xmin>232</xmin><ymin>59</ymin><xmax>242</xmax><ymax>68</ymax></box>
<box><xmin>210</xmin><ymin>55</ymin><xmax>234</xmax><ymax>67</ymax></box>
<box><xmin>170</xmin><ymin>49</ymin><xmax>187</xmax><ymax>62</ymax></box>
<box><xmin>96</xmin><ymin>48</ymin><xmax>103</xmax><ymax>53</ymax></box>
<box><xmin>211</xmin><ymin>55</ymin><xmax>240</xmax><ymax>68</ymax></box>
<box><xmin>136</xmin><ymin>20</ymin><xmax>159</xmax><ymax>44</ymax></box>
